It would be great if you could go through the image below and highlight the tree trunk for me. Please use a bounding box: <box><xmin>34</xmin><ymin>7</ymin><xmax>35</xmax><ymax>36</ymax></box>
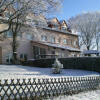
<box><xmin>96</xmin><ymin>42</ymin><xmax>99</xmax><ymax>51</ymax></box>
<box><xmin>12</xmin><ymin>32</ymin><xmax>17</xmax><ymax>64</ymax></box>
<box><xmin>97</xmin><ymin>44</ymin><xmax>99</xmax><ymax>51</ymax></box>
<box><xmin>87</xmin><ymin>45</ymin><xmax>91</xmax><ymax>56</ymax></box>
<box><xmin>11</xmin><ymin>17</ymin><xmax>19</xmax><ymax>64</ymax></box>
<box><xmin>87</xmin><ymin>45</ymin><xmax>90</xmax><ymax>50</ymax></box>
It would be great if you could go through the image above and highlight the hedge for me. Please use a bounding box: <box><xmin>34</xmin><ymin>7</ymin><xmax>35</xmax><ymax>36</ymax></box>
<box><xmin>25</xmin><ymin>57</ymin><xmax>100</xmax><ymax>73</ymax></box>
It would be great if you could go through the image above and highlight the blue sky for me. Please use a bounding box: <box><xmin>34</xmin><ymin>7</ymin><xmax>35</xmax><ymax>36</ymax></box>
<box><xmin>54</xmin><ymin>0</ymin><xmax>100</xmax><ymax>20</ymax></box>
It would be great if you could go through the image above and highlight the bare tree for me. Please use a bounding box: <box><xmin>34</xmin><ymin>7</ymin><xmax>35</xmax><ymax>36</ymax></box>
<box><xmin>93</xmin><ymin>13</ymin><xmax>100</xmax><ymax>50</ymax></box>
<box><xmin>68</xmin><ymin>12</ymin><xmax>100</xmax><ymax>50</ymax></box>
<box><xmin>0</xmin><ymin>0</ymin><xmax>63</xmax><ymax>63</ymax></box>
<box><xmin>0</xmin><ymin>0</ymin><xmax>63</xmax><ymax>34</ymax></box>
<box><xmin>11</xmin><ymin>17</ymin><xmax>22</xmax><ymax>64</ymax></box>
<box><xmin>0</xmin><ymin>0</ymin><xmax>14</xmax><ymax>33</ymax></box>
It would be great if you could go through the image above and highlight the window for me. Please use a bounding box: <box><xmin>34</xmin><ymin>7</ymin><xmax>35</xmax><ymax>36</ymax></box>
<box><xmin>70</xmin><ymin>40</ymin><xmax>73</xmax><ymax>45</ymax></box>
<box><xmin>61</xmin><ymin>52</ymin><xmax>65</xmax><ymax>58</ymax></box>
<box><xmin>26</xmin><ymin>34</ymin><xmax>33</xmax><ymax>40</ymax></box>
<box><xmin>51</xmin><ymin>36</ymin><xmax>55</xmax><ymax>43</ymax></box>
<box><xmin>20</xmin><ymin>54</ymin><xmax>27</xmax><ymax>61</ymax></box>
<box><xmin>4</xmin><ymin>30</ymin><xmax>13</xmax><ymax>38</ymax></box>
<box><xmin>63</xmin><ymin>38</ymin><xmax>67</xmax><ymax>44</ymax></box>
<box><xmin>33</xmin><ymin>46</ymin><xmax>40</xmax><ymax>59</ymax></box>
<box><xmin>52</xmin><ymin>51</ymin><xmax>55</xmax><ymax>54</ymax></box>
<box><xmin>32</xmin><ymin>20</ymin><xmax>38</xmax><ymax>25</ymax></box>
<box><xmin>40</xmin><ymin>48</ymin><xmax>46</xmax><ymax>58</ymax></box>
<box><xmin>6</xmin><ymin>53</ymin><xmax>13</xmax><ymax>64</ymax></box>
<box><xmin>68</xmin><ymin>39</ymin><xmax>73</xmax><ymax>45</ymax></box>
<box><xmin>51</xmin><ymin>51</ymin><xmax>56</xmax><ymax>58</ymax></box>
<box><xmin>73</xmin><ymin>41</ymin><xmax>77</xmax><ymax>46</ymax></box>
<box><xmin>4</xmin><ymin>31</ymin><xmax>22</xmax><ymax>38</ymax></box>
<box><xmin>62</xmin><ymin>26</ymin><xmax>67</xmax><ymax>30</ymax></box>
<box><xmin>5</xmin><ymin>11</ymin><xmax>11</xmax><ymax>18</ymax></box>
<box><xmin>17</xmin><ymin>33</ymin><xmax>22</xmax><ymax>38</ymax></box>
<box><xmin>41</xmin><ymin>35</ymin><xmax>47</xmax><ymax>41</ymax></box>
<box><xmin>27</xmin><ymin>19</ymin><xmax>39</xmax><ymax>26</ymax></box>
<box><xmin>33</xmin><ymin>46</ymin><xmax>46</xmax><ymax>59</ymax></box>
<box><xmin>27</xmin><ymin>19</ymin><xmax>32</xmax><ymax>22</ymax></box>
<box><xmin>58</xmin><ymin>38</ymin><xmax>61</xmax><ymax>43</ymax></box>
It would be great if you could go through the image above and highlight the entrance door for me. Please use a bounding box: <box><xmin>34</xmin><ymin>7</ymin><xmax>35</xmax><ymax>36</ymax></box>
<box><xmin>0</xmin><ymin>47</ymin><xmax>2</xmax><ymax>64</ymax></box>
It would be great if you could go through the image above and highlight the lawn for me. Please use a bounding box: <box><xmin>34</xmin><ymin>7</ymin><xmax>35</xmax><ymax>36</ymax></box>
<box><xmin>46</xmin><ymin>90</ymin><xmax>100</xmax><ymax>100</ymax></box>
<box><xmin>0</xmin><ymin>65</ymin><xmax>99</xmax><ymax>79</ymax></box>
<box><xmin>0</xmin><ymin>65</ymin><xmax>100</xmax><ymax>100</ymax></box>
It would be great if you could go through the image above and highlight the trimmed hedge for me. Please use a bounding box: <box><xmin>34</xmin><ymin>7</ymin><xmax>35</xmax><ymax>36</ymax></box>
<box><xmin>26</xmin><ymin>57</ymin><xmax>100</xmax><ymax>73</ymax></box>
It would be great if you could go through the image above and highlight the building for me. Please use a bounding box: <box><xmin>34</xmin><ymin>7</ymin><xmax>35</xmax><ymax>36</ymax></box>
<box><xmin>0</xmin><ymin>13</ymin><xmax>80</xmax><ymax>64</ymax></box>
<box><xmin>83</xmin><ymin>50</ymin><xmax>100</xmax><ymax>56</ymax></box>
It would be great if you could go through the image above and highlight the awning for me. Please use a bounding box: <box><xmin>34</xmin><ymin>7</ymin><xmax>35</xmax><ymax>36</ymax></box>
<box><xmin>83</xmin><ymin>50</ymin><xmax>100</xmax><ymax>54</ymax></box>
<box><xmin>31</xmin><ymin>41</ymin><xmax>81</xmax><ymax>52</ymax></box>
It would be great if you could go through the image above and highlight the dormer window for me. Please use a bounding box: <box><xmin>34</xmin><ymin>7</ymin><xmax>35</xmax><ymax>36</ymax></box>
<box><xmin>48</xmin><ymin>23</ymin><xmax>53</xmax><ymax>28</ymax></box>
<box><xmin>67</xmin><ymin>27</ymin><xmax>72</xmax><ymax>32</ymax></box>
<box><xmin>62</xmin><ymin>26</ymin><xmax>67</xmax><ymax>30</ymax></box>
<box><xmin>0</xmin><ymin>13</ymin><xmax>3</xmax><ymax>17</ymax></box>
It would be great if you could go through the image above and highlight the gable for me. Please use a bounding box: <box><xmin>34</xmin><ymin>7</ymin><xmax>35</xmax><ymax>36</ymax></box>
<box><xmin>60</xmin><ymin>20</ymin><xmax>68</xmax><ymax>28</ymax></box>
<box><xmin>47</xmin><ymin>17</ymin><xmax>60</xmax><ymax>25</ymax></box>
